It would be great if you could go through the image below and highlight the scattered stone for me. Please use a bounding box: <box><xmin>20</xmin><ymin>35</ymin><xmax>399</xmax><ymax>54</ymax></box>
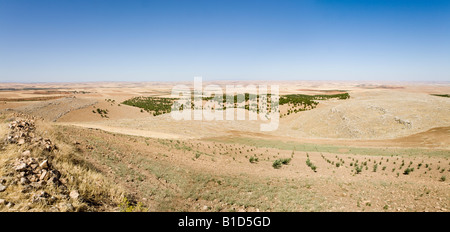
<box><xmin>14</xmin><ymin>163</ymin><xmax>28</xmax><ymax>172</ymax></box>
<box><xmin>39</xmin><ymin>160</ymin><xmax>49</xmax><ymax>169</ymax></box>
<box><xmin>30</xmin><ymin>163</ymin><xmax>38</xmax><ymax>170</ymax></box>
<box><xmin>69</xmin><ymin>190</ymin><xmax>80</xmax><ymax>200</ymax></box>
<box><xmin>0</xmin><ymin>184</ymin><xmax>6</xmax><ymax>192</ymax></box>
<box><xmin>59</xmin><ymin>203</ymin><xmax>74</xmax><ymax>212</ymax></box>
<box><xmin>6</xmin><ymin>202</ymin><xmax>15</xmax><ymax>208</ymax></box>
<box><xmin>20</xmin><ymin>177</ymin><xmax>31</xmax><ymax>185</ymax></box>
<box><xmin>22</xmin><ymin>150</ymin><xmax>31</xmax><ymax>156</ymax></box>
<box><xmin>39</xmin><ymin>170</ymin><xmax>48</xmax><ymax>181</ymax></box>
<box><xmin>32</xmin><ymin>191</ymin><xmax>51</xmax><ymax>203</ymax></box>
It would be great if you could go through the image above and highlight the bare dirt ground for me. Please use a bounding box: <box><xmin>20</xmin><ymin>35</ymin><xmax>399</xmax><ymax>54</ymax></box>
<box><xmin>0</xmin><ymin>81</ymin><xmax>449</xmax><ymax>212</ymax></box>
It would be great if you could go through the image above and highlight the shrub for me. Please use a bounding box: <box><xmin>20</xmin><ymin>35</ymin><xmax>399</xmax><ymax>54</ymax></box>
<box><xmin>281</xmin><ymin>158</ymin><xmax>291</xmax><ymax>165</ymax></box>
<box><xmin>273</xmin><ymin>158</ymin><xmax>291</xmax><ymax>169</ymax></box>
<box><xmin>355</xmin><ymin>165</ymin><xmax>362</xmax><ymax>174</ymax></box>
<box><xmin>306</xmin><ymin>158</ymin><xmax>317</xmax><ymax>172</ymax></box>
<box><xmin>118</xmin><ymin>197</ymin><xmax>148</xmax><ymax>212</ymax></box>
<box><xmin>249</xmin><ymin>156</ymin><xmax>259</xmax><ymax>164</ymax></box>
<box><xmin>403</xmin><ymin>168</ymin><xmax>413</xmax><ymax>175</ymax></box>
<box><xmin>272</xmin><ymin>160</ymin><xmax>282</xmax><ymax>169</ymax></box>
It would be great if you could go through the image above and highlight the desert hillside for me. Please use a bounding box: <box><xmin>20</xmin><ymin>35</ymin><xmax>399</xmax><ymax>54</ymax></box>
<box><xmin>0</xmin><ymin>81</ymin><xmax>449</xmax><ymax>212</ymax></box>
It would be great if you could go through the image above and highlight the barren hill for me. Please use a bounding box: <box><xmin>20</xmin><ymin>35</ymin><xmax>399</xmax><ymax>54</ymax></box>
<box><xmin>285</xmin><ymin>90</ymin><xmax>450</xmax><ymax>139</ymax></box>
<box><xmin>11</xmin><ymin>97</ymin><xmax>97</xmax><ymax>122</ymax></box>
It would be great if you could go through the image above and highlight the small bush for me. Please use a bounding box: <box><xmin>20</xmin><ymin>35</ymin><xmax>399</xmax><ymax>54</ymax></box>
<box><xmin>403</xmin><ymin>168</ymin><xmax>414</xmax><ymax>175</ymax></box>
<box><xmin>281</xmin><ymin>158</ymin><xmax>291</xmax><ymax>165</ymax></box>
<box><xmin>273</xmin><ymin>158</ymin><xmax>291</xmax><ymax>169</ymax></box>
<box><xmin>249</xmin><ymin>156</ymin><xmax>259</xmax><ymax>164</ymax></box>
<box><xmin>306</xmin><ymin>158</ymin><xmax>317</xmax><ymax>172</ymax></box>
<box><xmin>355</xmin><ymin>165</ymin><xmax>362</xmax><ymax>174</ymax></box>
<box><xmin>119</xmin><ymin>197</ymin><xmax>148</xmax><ymax>212</ymax></box>
<box><xmin>272</xmin><ymin>160</ymin><xmax>282</xmax><ymax>169</ymax></box>
<box><xmin>195</xmin><ymin>152</ymin><xmax>201</xmax><ymax>159</ymax></box>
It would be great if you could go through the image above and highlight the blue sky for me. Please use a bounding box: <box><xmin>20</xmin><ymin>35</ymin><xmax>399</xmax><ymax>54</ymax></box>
<box><xmin>0</xmin><ymin>0</ymin><xmax>449</xmax><ymax>82</ymax></box>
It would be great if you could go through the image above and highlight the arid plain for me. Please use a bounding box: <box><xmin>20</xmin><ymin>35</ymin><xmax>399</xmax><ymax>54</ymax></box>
<box><xmin>0</xmin><ymin>81</ymin><xmax>449</xmax><ymax>212</ymax></box>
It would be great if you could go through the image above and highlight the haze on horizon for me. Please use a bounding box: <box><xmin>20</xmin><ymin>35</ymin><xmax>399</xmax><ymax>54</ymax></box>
<box><xmin>0</xmin><ymin>0</ymin><xmax>449</xmax><ymax>83</ymax></box>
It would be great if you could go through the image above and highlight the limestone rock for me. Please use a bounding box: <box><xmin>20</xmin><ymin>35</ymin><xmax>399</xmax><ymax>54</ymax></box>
<box><xmin>0</xmin><ymin>184</ymin><xmax>6</xmax><ymax>192</ymax></box>
<box><xmin>39</xmin><ymin>160</ymin><xmax>49</xmax><ymax>169</ymax></box>
<box><xmin>69</xmin><ymin>190</ymin><xmax>80</xmax><ymax>200</ymax></box>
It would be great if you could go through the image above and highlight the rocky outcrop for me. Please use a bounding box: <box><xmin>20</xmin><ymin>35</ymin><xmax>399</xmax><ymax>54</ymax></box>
<box><xmin>1</xmin><ymin>117</ymin><xmax>78</xmax><ymax>212</ymax></box>
<box><xmin>5</xmin><ymin>117</ymin><xmax>57</xmax><ymax>151</ymax></box>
